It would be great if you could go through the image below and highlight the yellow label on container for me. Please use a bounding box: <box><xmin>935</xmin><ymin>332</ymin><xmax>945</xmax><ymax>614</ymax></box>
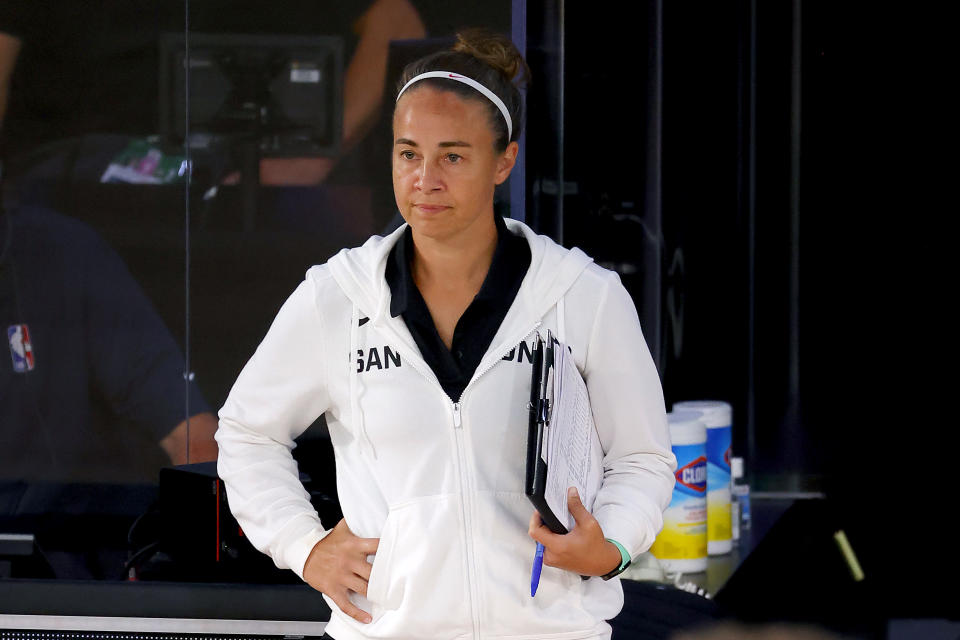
<box><xmin>651</xmin><ymin>443</ymin><xmax>708</xmax><ymax>561</ymax></box>
<box><xmin>651</xmin><ymin>519</ymin><xmax>708</xmax><ymax>560</ymax></box>
<box><xmin>707</xmin><ymin>491</ymin><xmax>732</xmax><ymax>541</ymax></box>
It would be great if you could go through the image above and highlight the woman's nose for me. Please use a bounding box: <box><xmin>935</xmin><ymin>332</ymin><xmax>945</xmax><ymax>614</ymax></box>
<box><xmin>415</xmin><ymin>161</ymin><xmax>443</xmax><ymax>191</ymax></box>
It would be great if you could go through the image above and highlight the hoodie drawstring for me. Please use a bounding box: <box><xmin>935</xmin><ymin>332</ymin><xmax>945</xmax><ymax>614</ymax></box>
<box><xmin>350</xmin><ymin>302</ymin><xmax>377</xmax><ymax>459</ymax></box>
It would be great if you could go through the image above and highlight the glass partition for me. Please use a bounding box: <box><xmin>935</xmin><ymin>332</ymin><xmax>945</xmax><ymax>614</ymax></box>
<box><xmin>1</xmin><ymin>0</ymin><xmax>513</xmax><ymax>586</ymax></box>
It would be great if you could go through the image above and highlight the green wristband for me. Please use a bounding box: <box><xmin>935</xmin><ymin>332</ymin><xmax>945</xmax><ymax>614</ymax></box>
<box><xmin>601</xmin><ymin>538</ymin><xmax>631</xmax><ymax>580</ymax></box>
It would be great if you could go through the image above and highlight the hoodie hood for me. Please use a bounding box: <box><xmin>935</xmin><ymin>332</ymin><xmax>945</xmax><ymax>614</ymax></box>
<box><xmin>327</xmin><ymin>218</ymin><xmax>594</xmax><ymax>330</ymax></box>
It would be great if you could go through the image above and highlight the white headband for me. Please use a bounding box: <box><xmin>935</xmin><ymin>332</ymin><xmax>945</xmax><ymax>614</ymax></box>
<box><xmin>396</xmin><ymin>71</ymin><xmax>513</xmax><ymax>141</ymax></box>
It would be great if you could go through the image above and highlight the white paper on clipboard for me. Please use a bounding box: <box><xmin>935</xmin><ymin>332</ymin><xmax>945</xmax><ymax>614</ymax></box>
<box><xmin>542</xmin><ymin>341</ymin><xmax>604</xmax><ymax>530</ymax></box>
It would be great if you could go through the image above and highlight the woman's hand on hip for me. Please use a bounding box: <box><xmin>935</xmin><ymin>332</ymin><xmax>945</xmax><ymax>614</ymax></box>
<box><xmin>528</xmin><ymin>487</ymin><xmax>622</xmax><ymax>577</ymax></box>
<box><xmin>303</xmin><ymin>519</ymin><xmax>379</xmax><ymax>624</ymax></box>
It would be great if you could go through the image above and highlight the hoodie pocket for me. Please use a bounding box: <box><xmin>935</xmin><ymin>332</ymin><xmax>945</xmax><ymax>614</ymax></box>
<box><xmin>358</xmin><ymin>494</ymin><xmax>473</xmax><ymax>638</ymax></box>
<box><xmin>473</xmin><ymin>492</ymin><xmax>598</xmax><ymax>638</ymax></box>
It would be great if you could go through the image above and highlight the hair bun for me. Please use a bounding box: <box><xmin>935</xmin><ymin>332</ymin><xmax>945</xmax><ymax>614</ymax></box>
<box><xmin>452</xmin><ymin>28</ymin><xmax>530</xmax><ymax>88</ymax></box>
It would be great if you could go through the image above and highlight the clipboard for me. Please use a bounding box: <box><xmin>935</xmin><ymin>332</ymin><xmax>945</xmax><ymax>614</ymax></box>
<box><xmin>525</xmin><ymin>330</ymin><xmax>568</xmax><ymax>535</ymax></box>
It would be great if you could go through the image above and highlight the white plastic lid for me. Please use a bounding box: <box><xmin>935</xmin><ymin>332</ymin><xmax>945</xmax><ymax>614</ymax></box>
<box><xmin>672</xmin><ymin>400</ymin><xmax>732</xmax><ymax>428</ymax></box>
<box><xmin>666</xmin><ymin>410</ymin><xmax>707</xmax><ymax>446</ymax></box>
<box><xmin>731</xmin><ymin>456</ymin><xmax>744</xmax><ymax>478</ymax></box>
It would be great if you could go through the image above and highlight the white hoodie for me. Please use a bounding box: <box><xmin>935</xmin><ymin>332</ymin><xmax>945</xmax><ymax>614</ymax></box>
<box><xmin>217</xmin><ymin>219</ymin><xmax>676</xmax><ymax>640</ymax></box>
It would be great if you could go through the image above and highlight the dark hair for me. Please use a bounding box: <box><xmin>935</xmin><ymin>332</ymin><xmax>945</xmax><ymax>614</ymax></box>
<box><xmin>395</xmin><ymin>28</ymin><xmax>530</xmax><ymax>152</ymax></box>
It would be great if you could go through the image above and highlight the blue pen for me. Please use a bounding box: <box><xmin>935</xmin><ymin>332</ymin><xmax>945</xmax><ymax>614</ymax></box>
<box><xmin>530</xmin><ymin>542</ymin><xmax>544</xmax><ymax>596</ymax></box>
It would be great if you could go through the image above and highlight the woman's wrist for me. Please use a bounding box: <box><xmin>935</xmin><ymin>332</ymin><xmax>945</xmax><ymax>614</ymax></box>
<box><xmin>600</xmin><ymin>539</ymin><xmax>624</xmax><ymax>575</ymax></box>
<box><xmin>599</xmin><ymin>539</ymin><xmax>631</xmax><ymax>580</ymax></box>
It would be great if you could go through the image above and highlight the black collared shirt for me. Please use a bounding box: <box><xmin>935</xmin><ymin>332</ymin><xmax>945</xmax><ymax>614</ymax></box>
<box><xmin>385</xmin><ymin>215</ymin><xmax>531</xmax><ymax>402</ymax></box>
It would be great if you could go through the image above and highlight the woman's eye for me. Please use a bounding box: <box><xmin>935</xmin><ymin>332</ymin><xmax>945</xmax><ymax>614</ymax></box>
<box><xmin>446</xmin><ymin>153</ymin><xmax>463</xmax><ymax>164</ymax></box>
<box><xmin>400</xmin><ymin>150</ymin><xmax>416</xmax><ymax>160</ymax></box>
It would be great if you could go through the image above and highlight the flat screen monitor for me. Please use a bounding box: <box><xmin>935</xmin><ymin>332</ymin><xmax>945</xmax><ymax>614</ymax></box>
<box><xmin>159</xmin><ymin>33</ymin><xmax>342</xmax><ymax>157</ymax></box>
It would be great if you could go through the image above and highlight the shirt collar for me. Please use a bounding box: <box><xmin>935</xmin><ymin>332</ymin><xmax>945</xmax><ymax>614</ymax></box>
<box><xmin>475</xmin><ymin>212</ymin><xmax>528</xmax><ymax>305</ymax></box>
<box><xmin>386</xmin><ymin>226</ymin><xmax>416</xmax><ymax>318</ymax></box>
<box><xmin>386</xmin><ymin>214</ymin><xmax>529</xmax><ymax>318</ymax></box>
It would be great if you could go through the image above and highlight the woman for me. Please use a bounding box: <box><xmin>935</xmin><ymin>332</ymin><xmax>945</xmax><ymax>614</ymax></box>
<box><xmin>216</xmin><ymin>29</ymin><xmax>676</xmax><ymax>640</ymax></box>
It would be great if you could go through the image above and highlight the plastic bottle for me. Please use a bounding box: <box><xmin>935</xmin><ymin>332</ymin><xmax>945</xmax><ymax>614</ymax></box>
<box><xmin>650</xmin><ymin>411</ymin><xmax>708</xmax><ymax>574</ymax></box>
<box><xmin>672</xmin><ymin>400</ymin><xmax>733</xmax><ymax>555</ymax></box>
<box><xmin>731</xmin><ymin>456</ymin><xmax>751</xmax><ymax>532</ymax></box>
<box><xmin>730</xmin><ymin>457</ymin><xmax>742</xmax><ymax>543</ymax></box>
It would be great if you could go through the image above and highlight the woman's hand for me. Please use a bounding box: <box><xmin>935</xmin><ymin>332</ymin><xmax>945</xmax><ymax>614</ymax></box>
<box><xmin>528</xmin><ymin>487</ymin><xmax>622</xmax><ymax>577</ymax></box>
<box><xmin>302</xmin><ymin>519</ymin><xmax>380</xmax><ymax>624</ymax></box>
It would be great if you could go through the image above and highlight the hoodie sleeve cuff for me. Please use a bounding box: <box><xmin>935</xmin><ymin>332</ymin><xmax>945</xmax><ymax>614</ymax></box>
<box><xmin>283</xmin><ymin>526</ymin><xmax>331</xmax><ymax>581</ymax></box>
<box><xmin>594</xmin><ymin>503</ymin><xmax>660</xmax><ymax>560</ymax></box>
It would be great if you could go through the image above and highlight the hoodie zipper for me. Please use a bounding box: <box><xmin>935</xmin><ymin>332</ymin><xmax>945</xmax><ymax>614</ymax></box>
<box><xmin>452</xmin><ymin>402</ymin><xmax>462</xmax><ymax>428</ymax></box>
<box><xmin>448</xmin><ymin>400</ymin><xmax>479</xmax><ymax>638</ymax></box>
<box><xmin>375</xmin><ymin>317</ymin><xmax>543</xmax><ymax>639</ymax></box>
<box><xmin>449</xmin><ymin>321</ymin><xmax>541</xmax><ymax>639</ymax></box>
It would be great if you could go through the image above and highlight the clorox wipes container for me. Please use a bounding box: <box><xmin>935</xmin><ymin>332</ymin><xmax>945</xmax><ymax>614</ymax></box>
<box><xmin>673</xmin><ymin>400</ymin><xmax>733</xmax><ymax>555</ymax></box>
<box><xmin>650</xmin><ymin>410</ymin><xmax>708</xmax><ymax>573</ymax></box>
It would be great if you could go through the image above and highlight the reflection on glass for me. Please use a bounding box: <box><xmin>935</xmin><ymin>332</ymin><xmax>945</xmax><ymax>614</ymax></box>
<box><xmin>1</xmin><ymin>1</ymin><xmax>219</xmax><ymax>486</ymax></box>
<box><xmin>0</xmin><ymin>205</ymin><xmax>217</xmax><ymax>484</ymax></box>
<box><xmin>0</xmin><ymin>0</ymin><xmax>211</xmax><ymax>583</ymax></box>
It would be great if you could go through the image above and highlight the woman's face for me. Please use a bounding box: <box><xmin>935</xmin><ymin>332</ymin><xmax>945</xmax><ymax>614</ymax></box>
<box><xmin>392</xmin><ymin>86</ymin><xmax>518</xmax><ymax>244</ymax></box>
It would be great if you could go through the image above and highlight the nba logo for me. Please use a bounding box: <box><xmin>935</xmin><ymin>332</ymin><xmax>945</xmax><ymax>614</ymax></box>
<box><xmin>8</xmin><ymin>324</ymin><xmax>36</xmax><ymax>373</ymax></box>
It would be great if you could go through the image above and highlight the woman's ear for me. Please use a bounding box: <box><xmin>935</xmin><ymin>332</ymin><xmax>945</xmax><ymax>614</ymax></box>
<box><xmin>494</xmin><ymin>141</ymin><xmax>520</xmax><ymax>185</ymax></box>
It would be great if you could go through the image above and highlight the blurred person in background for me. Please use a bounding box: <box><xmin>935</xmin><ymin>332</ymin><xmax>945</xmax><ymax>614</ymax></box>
<box><xmin>0</xmin><ymin>199</ymin><xmax>218</xmax><ymax>483</ymax></box>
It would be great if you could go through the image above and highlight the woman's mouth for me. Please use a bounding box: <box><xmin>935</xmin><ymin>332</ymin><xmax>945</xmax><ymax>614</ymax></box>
<box><xmin>414</xmin><ymin>204</ymin><xmax>450</xmax><ymax>213</ymax></box>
